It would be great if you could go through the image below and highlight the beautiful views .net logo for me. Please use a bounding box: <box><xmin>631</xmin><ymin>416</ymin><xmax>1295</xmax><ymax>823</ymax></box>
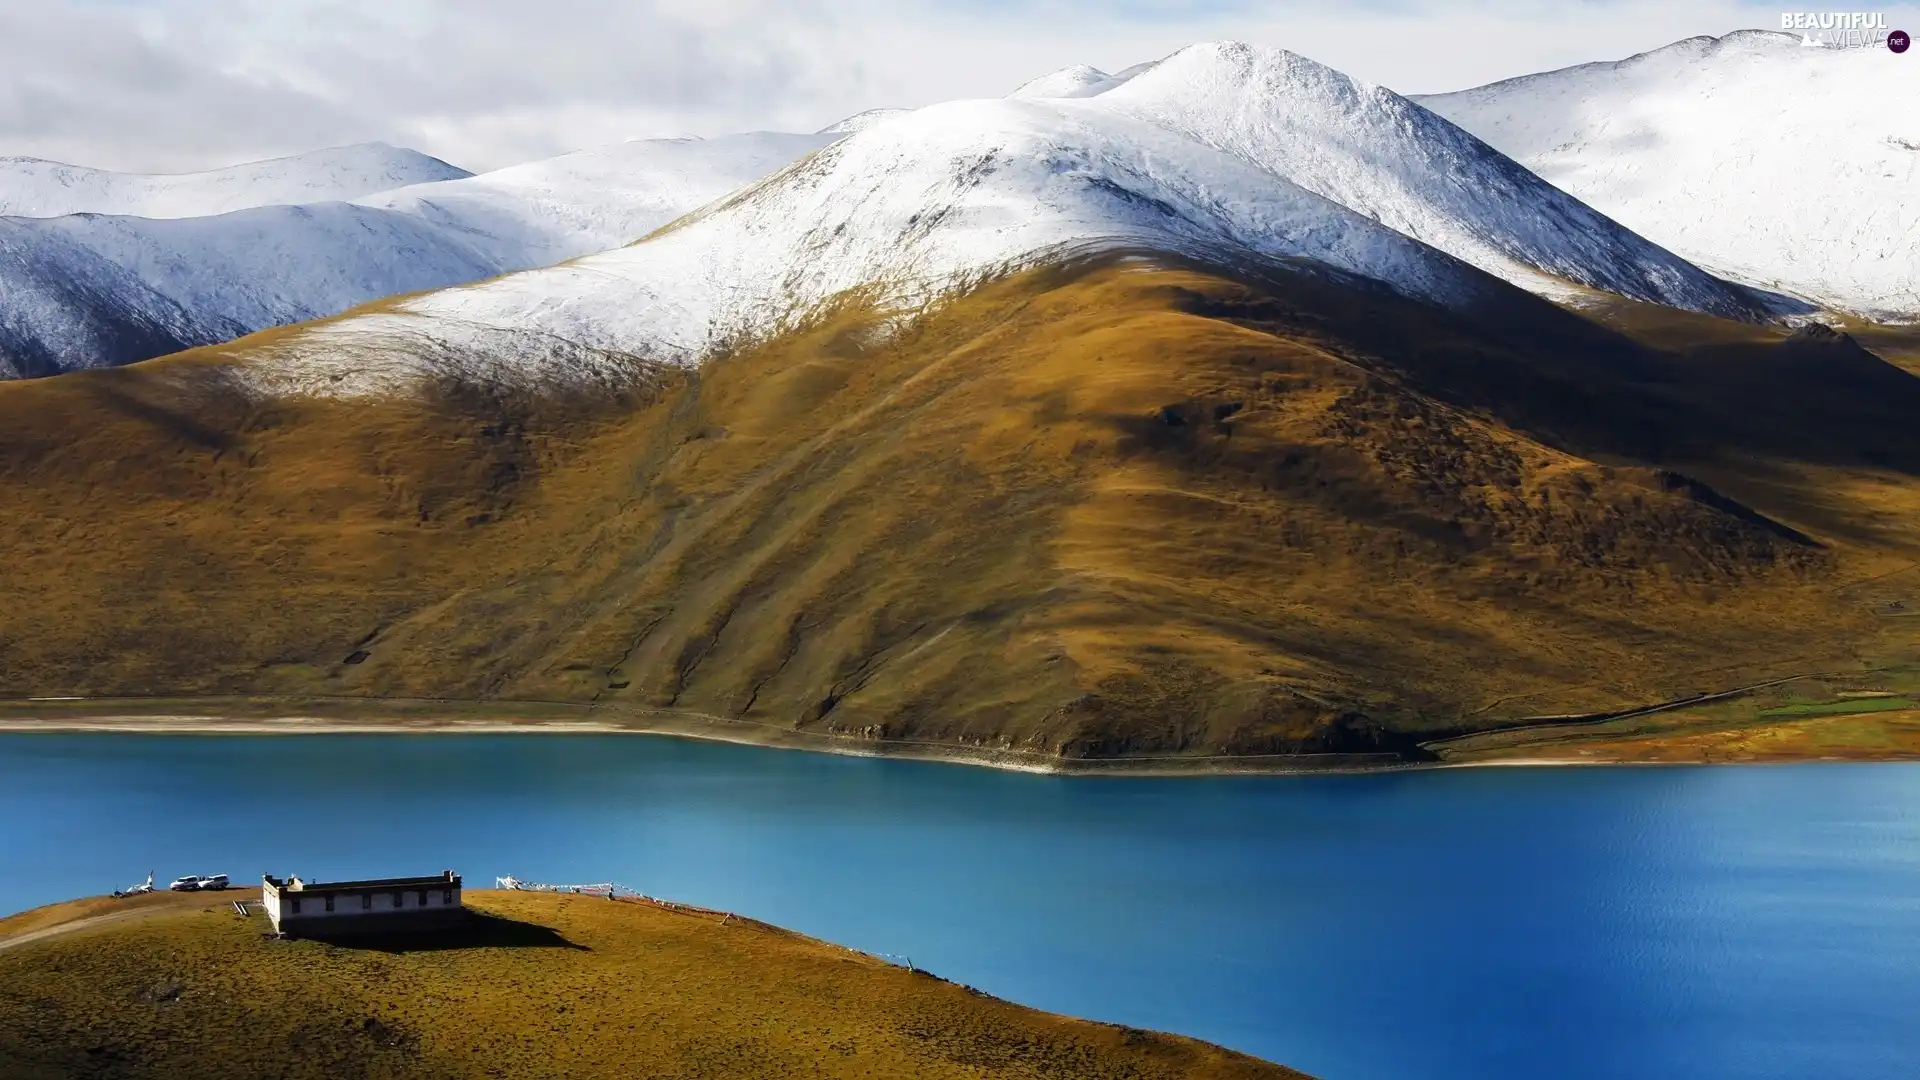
<box><xmin>1780</xmin><ymin>12</ymin><xmax>1911</xmax><ymax>50</ymax></box>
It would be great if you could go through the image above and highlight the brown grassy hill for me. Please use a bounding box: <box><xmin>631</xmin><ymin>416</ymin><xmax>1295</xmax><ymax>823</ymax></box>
<box><xmin>1</xmin><ymin>253</ymin><xmax>1916</xmax><ymax>761</ymax></box>
<box><xmin>0</xmin><ymin>889</ymin><xmax>1304</xmax><ymax>1079</ymax></box>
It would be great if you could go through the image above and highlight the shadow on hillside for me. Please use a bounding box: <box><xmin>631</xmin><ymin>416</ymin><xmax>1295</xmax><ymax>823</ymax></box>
<box><xmin>78</xmin><ymin>377</ymin><xmax>239</xmax><ymax>453</ymax></box>
<box><xmin>303</xmin><ymin>911</ymin><xmax>590</xmax><ymax>954</ymax></box>
<box><xmin>1155</xmin><ymin>247</ymin><xmax>1920</xmax><ymax>482</ymax></box>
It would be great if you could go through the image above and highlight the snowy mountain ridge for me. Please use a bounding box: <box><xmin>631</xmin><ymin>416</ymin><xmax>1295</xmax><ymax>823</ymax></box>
<box><xmin>0</xmin><ymin>132</ymin><xmax>839</xmax><ymax>377</ymax></box>
<box><xmin>0</xmin><ymin>143</ymin><xmax>471</xmax><ymax>220</ymax></box>
<box><xmin>1066</xmin><ymin>44</ymin><xmax>1762</xmax><ymax>319</ymax></box>
<box><xmin>7</xmin><ymin>38</ymin><xmax>1830</xmax><ymax>385</ymax></box>
<box><xmin>237</xmin><ymin>42</ymin><xmax>1769</xmax><ymax>397</ymax></box>
<box><xmin>251</xmin><ymin>95</ymin><xmax>1489</xmax><ymax>396</ymax></box>
<box><xmin>356</xmin><ymin>132</ymin><xmax>837</xmax><ymax>270</ymax></box>
<box><xmin>817</xmin><ymin>110</ymin><xmax>910</xmax><ymax>135</ymax></box>
<box><xmin>1008</xmin><ymin>61</ymin><xmax>1159</xmax><ymax>99</ymax></box>
<box><xmin>1417</xmin><ymin>30</ymin><xmax>1920</xmax><ymax>320</ymax></box>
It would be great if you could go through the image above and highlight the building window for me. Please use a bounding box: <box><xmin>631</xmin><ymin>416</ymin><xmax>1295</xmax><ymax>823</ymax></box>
<box><xmin>290</xmin><ymin>898</ymin><xmax>300</xmax><ymax>915</ymax></box>
<box><xmin>418</xmin><ymin>889</ymin><xmax>428</xmax><ymax>907</ymax></box>
<box><xmin>362</xmin><ymin>893</ymin><xmax>372</xmax><ymax>911</ymax></box>
<box><xmin>443</xmin><ymin>889</ymin><xmax>454</xmax><ymax>905</ymax></box>
<box><xmin>324</xmin><ymin>895</ymin><xmax>335</xmax><ymax>913</ymax></box>
<box><xmin>393</xmin><ymin>891</ymin><xmax>405</xmax><ymax>909</ymax></box>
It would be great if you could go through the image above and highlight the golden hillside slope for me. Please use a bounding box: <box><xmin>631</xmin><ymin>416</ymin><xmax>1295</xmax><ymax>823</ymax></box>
<box><xmin>0</xmin><ymin>890</ymin><xmax>1305</xmax><ymax>1079</ymax></box>
<box><xmin>1</xmin><ymin>254</ymin><xmax>1915</xmax><ymax>761</ymax></box>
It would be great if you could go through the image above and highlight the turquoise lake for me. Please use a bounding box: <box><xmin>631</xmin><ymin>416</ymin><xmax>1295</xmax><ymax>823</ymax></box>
<box><xmin>1</xmin><ymin>734</ymin><xmax>1916</xmax><ymax>1079</ymax></box>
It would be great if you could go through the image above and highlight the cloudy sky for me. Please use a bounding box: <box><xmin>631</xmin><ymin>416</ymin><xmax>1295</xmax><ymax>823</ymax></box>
<box><xmin>4</xmin><ymin>0</ymin><xmax>1914</xmax><ymax>172</ymax></box>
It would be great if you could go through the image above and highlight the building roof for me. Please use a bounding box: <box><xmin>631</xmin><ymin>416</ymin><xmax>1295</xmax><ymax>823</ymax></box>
<box><xmin>264</xmin><ymin>870</ymin><xmax>460</xmax><ymax>894</ymax></box>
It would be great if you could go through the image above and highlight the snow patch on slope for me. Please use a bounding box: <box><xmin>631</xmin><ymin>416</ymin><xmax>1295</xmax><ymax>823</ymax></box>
<box><xmin>1417</xmin><ymin>30</ymin><xmax>1920</xmax><ymax>319</ymax></box>
<box><xmin>0</xmin><ymin>144</ymin><xmax>470</xmax><ymax>219</ymax></box>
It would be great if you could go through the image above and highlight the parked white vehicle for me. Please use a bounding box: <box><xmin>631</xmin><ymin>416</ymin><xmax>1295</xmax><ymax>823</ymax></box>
<box><xmin>196</xmin><ymin>874</ymin><xmax>230</xmax><ymax>891</ymax></box>
<box><xmin>168</xmin><ymin>875</ymin><xmax>202</xmax><ymax>891</ymax></box>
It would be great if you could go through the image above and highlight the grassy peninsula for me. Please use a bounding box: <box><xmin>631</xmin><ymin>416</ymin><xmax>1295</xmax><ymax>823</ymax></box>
<box><xmin>0</xmin><ymin>888</ymin><xmax>1307</xmax><ymax>1080</ymax></box>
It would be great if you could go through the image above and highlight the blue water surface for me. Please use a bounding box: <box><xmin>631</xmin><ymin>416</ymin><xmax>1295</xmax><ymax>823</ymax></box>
<box><xmin>0</xmin><ymin>734</ymin><xmax>1915</xmax><ymax>1080</ymax></box>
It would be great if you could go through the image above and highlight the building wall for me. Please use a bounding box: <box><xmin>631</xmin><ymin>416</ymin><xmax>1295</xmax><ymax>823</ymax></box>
<box><xmin>281</xmin><ymin>885</ymin><xmax>462</xmax><ymax>920</ymax></box>
<box><xmin>263</xmin><ymin>880</ymin><xmax>286</xmax><ymax>933</ymax></box>
<box><xmin>266</xmin><ymin>881</ymin><xmax>463</xmax><ymax>936</ymax></box>
<box><xmin>274</xmin><ymin>906</ymin><xmax>470</xmax><ymax>938</ymax></box>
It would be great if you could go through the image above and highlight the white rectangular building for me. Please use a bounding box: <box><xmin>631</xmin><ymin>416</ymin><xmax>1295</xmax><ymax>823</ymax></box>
<box><xmin>261</xmin><ymin>870</ymin><xmax>465</xmax><ymax>938</ymax></box>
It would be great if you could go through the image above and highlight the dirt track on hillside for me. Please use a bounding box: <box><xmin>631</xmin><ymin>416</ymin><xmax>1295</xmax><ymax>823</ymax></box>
<box><xmin>0</xmin><ymin>890</ymin><xmax>263</xmax><ymax>954</ymax></box>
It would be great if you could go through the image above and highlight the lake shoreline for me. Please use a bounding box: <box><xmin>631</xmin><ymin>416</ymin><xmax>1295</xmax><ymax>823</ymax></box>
<box><xmin>0</xmin><ymin>712</ymin><xmax>1409</xmax><ymax>776</ymax></box>
<box><xmin>2</xmin><ymin>710</ymin><xmax>1911</xmax><ymax>775</ymax></box>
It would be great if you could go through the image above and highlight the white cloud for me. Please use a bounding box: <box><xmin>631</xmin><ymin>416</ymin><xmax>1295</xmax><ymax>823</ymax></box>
<box><xmin>6</xmin><ymin>0</ymin><xmax>1918</xmax><ymax>172</ymax></box>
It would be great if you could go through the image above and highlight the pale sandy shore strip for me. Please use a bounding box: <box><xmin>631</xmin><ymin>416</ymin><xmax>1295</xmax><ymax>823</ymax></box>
<box><xmin>0</xmin><ymin>713</ymin><xmax>1897</xmax><ymax>775</ymax></box>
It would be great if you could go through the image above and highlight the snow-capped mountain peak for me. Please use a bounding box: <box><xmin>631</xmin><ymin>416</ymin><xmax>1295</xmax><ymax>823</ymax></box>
<box><xmin>1090</xmin><ymin>41</ymin><xmax>1762</xmax><ymax>318</ymax></box>
<box><xmin>1008</xmin><ymin>61</ymin><xmax>1160</xmax><ymax>99</ymax></box>
<box><xmin>244</xmin><ymin>92</ymin><xmax>1488</xmax><ymax>394</ymax></box>
<box><xmin>5</xmin><ymin>38</ymin><xmax>1804</xmax><ymax>387</ymax></box>
<box><xmin>235</xmin><ymin>41</ymin><xmax>1768</xmax><ymax>396</ymax></box>
<box><xmin>1417</xmin><ymin>30</ymin><xmax>1920</xmax><ymax>320</ymax></box>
